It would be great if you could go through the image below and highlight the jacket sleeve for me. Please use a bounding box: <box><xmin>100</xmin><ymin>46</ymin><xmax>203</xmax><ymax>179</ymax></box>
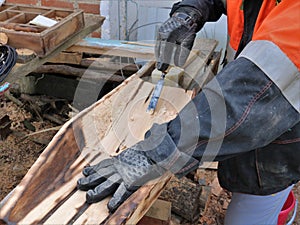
<box><xmin>170</xmin><ymin>0</ymin><xmax>226</xmax><ymax>22</ymax></box>
<box><xmin>165</xmin><ymin>57</ymin><xmax>299</xmax><ymax>164</ymax></box>
<box><xmin>142</xmin><ymin>56</ymin><xmax>299</xmax><ymax>178</ymax></box>
<box><xmin>165</xmin><ymin>0</ymin><xmax>300</xmax><ymax>165</ymax></box>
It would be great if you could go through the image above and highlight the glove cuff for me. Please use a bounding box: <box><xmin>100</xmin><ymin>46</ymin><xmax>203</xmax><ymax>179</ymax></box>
<box><xmin>170</xmin><ymin>6</ymin><xmax>205</xmax><ymax>32</ymax></box>
<box><xmin>142</xmin><ymin>123</ymin><xmax>199</xmax><ymax>177</ymax></box>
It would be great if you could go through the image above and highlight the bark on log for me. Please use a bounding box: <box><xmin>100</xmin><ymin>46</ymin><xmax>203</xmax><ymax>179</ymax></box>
<box><xmin>159</xmin><ymin>176</ymin><xmax>202</xmax><ymax>222</ymax></box>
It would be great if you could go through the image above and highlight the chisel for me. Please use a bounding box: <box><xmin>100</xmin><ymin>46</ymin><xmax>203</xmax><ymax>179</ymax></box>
<box><xmin>146</xmin><ymin>71</ymin><xmax>166</xmax><ymax>114</ymax></box>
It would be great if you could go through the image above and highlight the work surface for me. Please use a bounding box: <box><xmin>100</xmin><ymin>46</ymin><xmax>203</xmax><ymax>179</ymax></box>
<box><xmin>0</xmin><ymin>38</ymin><xmax>219</xmax><ymax>224</ymax></box>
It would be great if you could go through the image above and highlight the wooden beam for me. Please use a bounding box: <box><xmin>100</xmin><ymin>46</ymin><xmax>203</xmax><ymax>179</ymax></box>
<box><xmin>180</xmin><ymin>39</ymin><xmax>218</xmax><ymax>90</ymax></box>
<box><xmin>32</xmin><ymin>64</ymin><xmax>124</xmax><ymax>82</ymax></box>
<box><xmin>47</xmin><ymin>51</ymin><xmax>83</xmax><ymax>65</ymax></box>
<box><xmin>67</xmin><ymin>38</ymin><xmax>155</xmax><ymax>60</ymax></box>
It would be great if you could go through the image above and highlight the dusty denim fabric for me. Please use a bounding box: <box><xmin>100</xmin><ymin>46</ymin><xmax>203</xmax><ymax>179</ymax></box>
<box><xmin>167</xmin><ymin>57</ymin><xmax>300</xmax><ymax>195</ymax></box>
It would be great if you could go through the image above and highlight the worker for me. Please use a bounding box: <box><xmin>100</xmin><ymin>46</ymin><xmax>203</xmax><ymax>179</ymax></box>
<box><xmin>78</xmin><ymin>0</ymin><xmax>300</xmax><ymax>224</ymax></box>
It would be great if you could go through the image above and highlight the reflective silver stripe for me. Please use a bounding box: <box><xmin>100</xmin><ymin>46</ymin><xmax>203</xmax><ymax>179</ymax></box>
<box><xmin>238</xmin><ymin>40</ymin><xmax>300</xmax><ymax>113</ymax></box>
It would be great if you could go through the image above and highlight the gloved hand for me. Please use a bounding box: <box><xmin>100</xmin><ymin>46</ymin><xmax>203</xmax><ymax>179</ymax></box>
<box><xmin>77</xmin><ymin>148</ymin><xmax>165</xmax><ymax>212</ymax></box>
<box><xmin>77</xmin><ymin>124</ymin><xmax>199</xmax><ymax>212</ymax></box>
<box><xmin>155</xmin><ymin>6</ymin><xmax>204</xmax><ymax>71</ymax></box>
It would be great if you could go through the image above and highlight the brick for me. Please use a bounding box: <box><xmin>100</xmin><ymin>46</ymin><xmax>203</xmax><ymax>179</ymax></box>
<box><xmin>41</xmin><ymin>0</ymin><xmax>74</xmax><ymax>9</ymax></box>
<box><xmin>6</xmin><ymin>0</ymin><xmax>38</xmax><ymax>4</ymax></box>
<box><xmin>78</xmin><ymin>3</ymin><xmax>100</xmax><ymax>14</ymax></box>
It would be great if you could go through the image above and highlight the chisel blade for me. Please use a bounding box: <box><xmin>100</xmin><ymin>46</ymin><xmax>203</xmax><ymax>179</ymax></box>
<box><xmin>146</xmin><ymin>72</ymin><xmax>166</xmax><ymax>114</ymax></box>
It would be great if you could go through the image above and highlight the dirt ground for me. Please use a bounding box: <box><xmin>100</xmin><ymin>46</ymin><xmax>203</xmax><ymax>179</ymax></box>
<box><xmin>0</xmin><ymin>96</ymin><xmax>299</xmax><ymax>225</ymax></box>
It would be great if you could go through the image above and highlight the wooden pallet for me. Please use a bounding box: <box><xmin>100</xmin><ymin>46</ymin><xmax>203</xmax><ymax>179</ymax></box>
<box><xmin>0</xmin><ymin>61</ymin><xmax>191</xmax><ymax>224</ymax></box>
<box><xmin>0</xmin><ymin>39</ymin><xmax>219</xmax><ymax>225</ymax></box>
<box><xmin>0</xmin><ymin>4</ymin><xmax>85</xmax><ymax>57</ymax></box>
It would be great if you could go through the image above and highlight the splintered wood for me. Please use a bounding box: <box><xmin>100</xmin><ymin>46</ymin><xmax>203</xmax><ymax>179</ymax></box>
<box><xmin>0</xmin><ymin>62</ymin><xmax>193</xmax><ymax>225</ymax></box>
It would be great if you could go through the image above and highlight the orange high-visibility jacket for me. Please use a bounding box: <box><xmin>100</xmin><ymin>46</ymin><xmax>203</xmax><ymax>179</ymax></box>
<box><xmin>228</xmin><ymin>0</ymin><xmax>300</xmax><ymax>113</ymax></box>
<box><xmin>227</xmin><ymin>0</ymin><xmax>300</xmax><ymax>68</ymax></box>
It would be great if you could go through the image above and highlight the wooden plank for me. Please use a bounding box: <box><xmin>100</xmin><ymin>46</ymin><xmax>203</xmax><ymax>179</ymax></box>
<box><xmin>199</xmin><ymin>161</ymin><xmax>218</xmax><ymax>170</ymax></box>
<box><xmin>16</xmin><ymin>101</ymin><xmax>116</xmax><ymax>224</ymax></box>
<box><xmin>105</xmin><ymin>173</ymin><xmax>173</xmax><ymax>225</ymax></box>
<box><xmin>0</xmin><ymin>122</ymin><xmax>83</xmax><ymax>222</ymax></box>
<box><xmin>42</xmin><ymin>10</ymin><xmax>85</xmax><ymax>56</ymax></box>
<box><xmin>72</xmin><ymin>198</ymin><xmax>110</xmax><ymax>225</ymax></box>
<box><xmin>121</xmin><ymin>41</ymin><xmax>155</xmax><ymax>48</ymax></box>
<box><xmin>32</xmin><ymin>64</ymin><xmax>124</xmax><ymax>82</ymax></box>
<box><xmin>137</xmin><ymin>216</ymin><xmax>170</xmax><ymax>225</ymax></box>
<box><xmin>80</xmin><ymin>58</ymin><xmax>140</xmax><ymax>73</ymax></box>
<box><xmin>43</xmin><ymin>191</ymin><xmax>89</xmax><ymax>225</ymax></box>
<box><xmin>181</xmin><ymin>39</ymin><xmax>218</xmax><ymax>90</ymax></box>
<box><xmin>47</xmin><ymin>51</ymin><xmax>83</xmax><ymax>65</ymax></box>
<box><xmin>138</xmin><ymin>199</ymin><xmax>172</xmax><ymax>225</ymax></box>
<box><xmin>67</xmin><ymin>38</ymin><xmax>155</xmax><ymax>60</ymax></box>
<box><xmin>144</xmin><ymin>199</ymin><xmax>171</xmax><ymax>221</ymax></box>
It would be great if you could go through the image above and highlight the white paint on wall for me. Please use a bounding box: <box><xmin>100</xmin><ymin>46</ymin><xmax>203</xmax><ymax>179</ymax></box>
<box><xmin>100</xmin><ymin>0</ymin><xmax>111</xmax><ymax>40</ymax></box>
<box><xmin>198</xmin><ymin>15</ymin><xmax>228</xmax><ymax>51</ymax></box>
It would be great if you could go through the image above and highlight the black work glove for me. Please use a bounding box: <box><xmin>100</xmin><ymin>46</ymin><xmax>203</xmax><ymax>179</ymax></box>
<box><xmin>77</xmin><ymin>124</ymin><xmax>199</xmax><ymax>212</ymax></box>
<box><xmin>155</xmin><ymin>6</ymin><xmax>204</xmax><ymax>71</ymax></box>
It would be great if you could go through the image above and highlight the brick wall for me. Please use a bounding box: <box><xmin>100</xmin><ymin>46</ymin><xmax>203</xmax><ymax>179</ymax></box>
<box><xmin>5</xmin><ymin>0</ymin><xmax>102</xmax><ymax>37</ymax></box>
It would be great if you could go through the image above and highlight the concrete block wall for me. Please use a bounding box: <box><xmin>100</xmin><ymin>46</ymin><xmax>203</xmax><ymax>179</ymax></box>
<box><xmin>5</xmin><ymin>0</ymin><xmax>101</xmax><ymax>37</ymax></box>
